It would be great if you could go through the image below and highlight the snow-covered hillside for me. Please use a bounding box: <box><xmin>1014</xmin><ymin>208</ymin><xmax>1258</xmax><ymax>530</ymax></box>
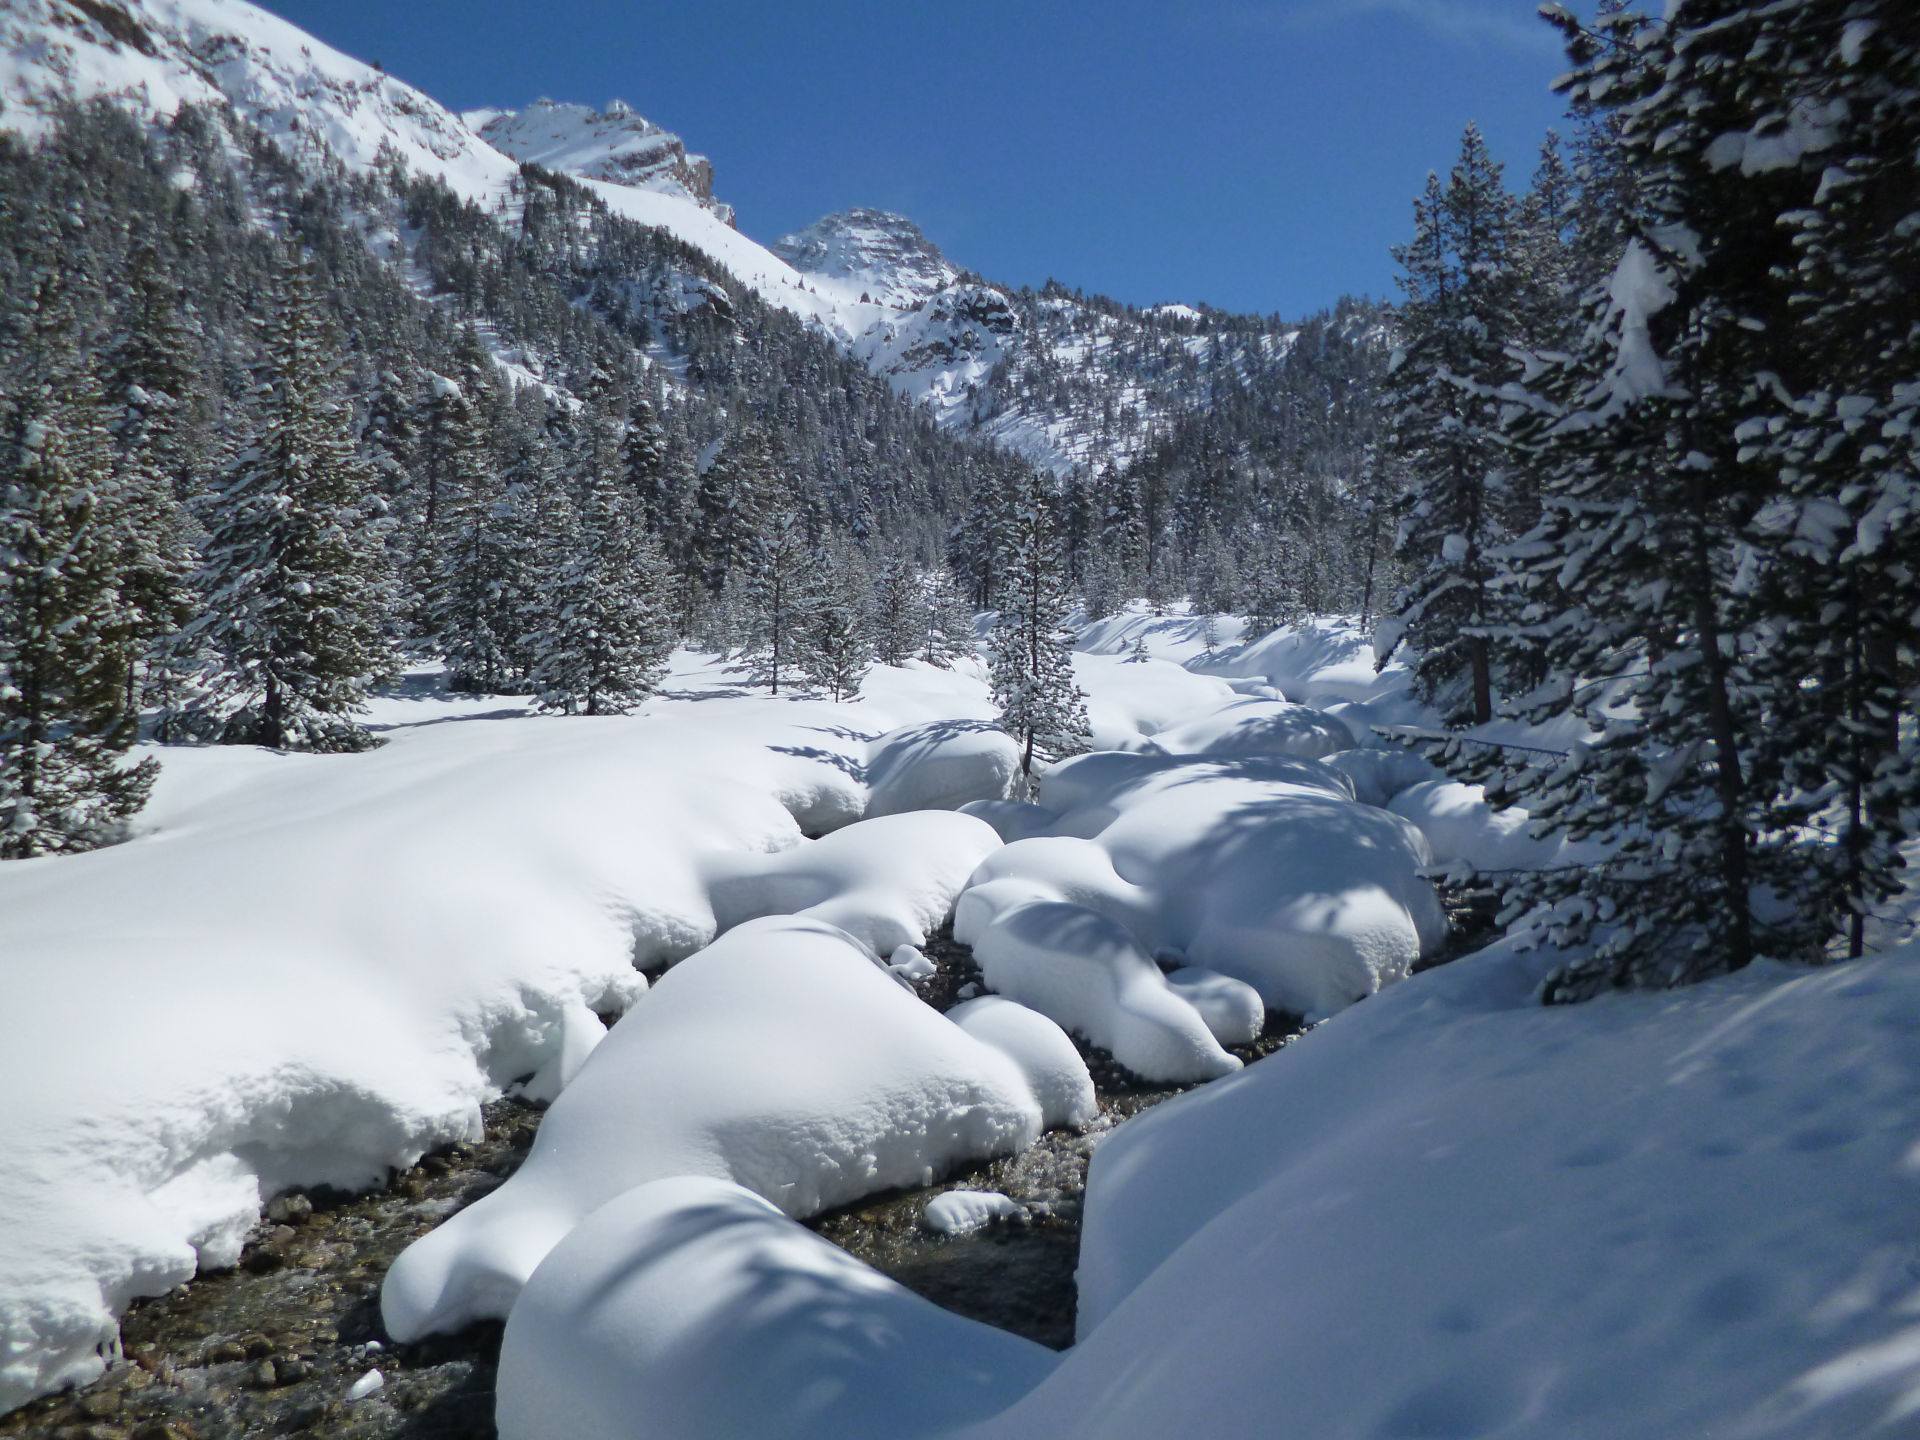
<box><xmin>0</xmin><ymin>0</ymin><xmax>1324</xmax><ymax>478</ymax></box>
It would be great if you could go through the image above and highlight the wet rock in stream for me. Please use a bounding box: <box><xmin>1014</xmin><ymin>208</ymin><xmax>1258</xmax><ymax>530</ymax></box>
<box><xmin>6</xmin><ymin>924</ymin><xmax>1301</xmax><ymax>1437</ymax></box>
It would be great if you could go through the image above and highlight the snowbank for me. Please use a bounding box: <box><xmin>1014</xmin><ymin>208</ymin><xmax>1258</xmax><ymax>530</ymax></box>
<box><xmin>0</xmin><ymin>652</ymin><xmax>995</xmax><ymax>1411</ymax></box>
<box><xmin>947</xmin><ymin>996</ymin><xmax>1097</xmax><ymax>1131</ymax></box>
<box><xmin>1069</xmin><ymin>651</ymin><xmax>1237</xmax><ymax>751</ymax></box>
<box><xmin>924</xmin><ymin>1190</ymin><xmax>1028</xmax><ymax>1236</ymax></box>
<box><xmin>382</xmin><ymin>916</ymin><xmax>1053</xmax><ymax>1339</ymax></box>
<box><xmin>864</xmin><ymin>719</ymin><xmax>1022</xmax><ymax>817</ymax></box>
<box><xmin>495</xmin><ymin>1177</ymin><xmax>1055</xmax><ymax>1440</ymax></box>
<box><xmin>966</xmin><ymin>901</ymin><xmax>1242</xmax><ymax>1083</ymax></box>
<box><xmin>969</xmin><ymin>945</ymin><xmax>1920</xmax><ymax>1440</ymax></box>
<box><xmin>1145</xmin><ymin>696</ymin><xmax>1355</xmax><ymax>762</ymax></box>
<box><xmin>704</xmin><ymin>810</ymin><xmax>1003</xmax><ymax>957</ymax></box>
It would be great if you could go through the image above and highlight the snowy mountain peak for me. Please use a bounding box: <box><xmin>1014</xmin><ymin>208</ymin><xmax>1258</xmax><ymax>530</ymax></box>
<box><xmin>473</xmin><ymin>99</ymin><xmax>733</xmax><ymax>223</ymax></box>
<box><xmin>773</xmin><ymin>208</ymin><xmax>963</xmax><ymax>310</ymax></box>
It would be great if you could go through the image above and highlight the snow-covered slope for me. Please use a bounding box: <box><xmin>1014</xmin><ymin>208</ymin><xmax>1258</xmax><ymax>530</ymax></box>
<box><xmin>0</xmin><ymin>0</ymin><xmax>518</xmax><ymax>203</ymax></box>
<box><xmin>772</xmin><ymin>207</ymin><xmax>963</xmax><ymax>309</ymax></box>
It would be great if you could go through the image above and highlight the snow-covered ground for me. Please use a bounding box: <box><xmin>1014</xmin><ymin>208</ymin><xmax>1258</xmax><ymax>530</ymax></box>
<box><xmin>5</xmin><ymin>610</ymin><xmax>1917</xmax><ymax>1440</ymax></box>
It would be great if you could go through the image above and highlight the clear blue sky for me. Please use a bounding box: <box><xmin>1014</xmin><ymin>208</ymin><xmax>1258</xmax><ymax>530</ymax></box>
<box><xmin>260</xmin><ymin>0</ymin><xmax>1578</xmax><ymax>319</ymax></box>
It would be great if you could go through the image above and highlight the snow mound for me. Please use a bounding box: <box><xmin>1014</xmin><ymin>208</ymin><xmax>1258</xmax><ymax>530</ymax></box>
<box><xmin>957</xmin><ymin>799</ymin><xmax>1059</xmax><ymax>843</ymax></box>
<box><xmin>924</xmin><ymin>1190</ymin><xmax>1028</xmax><ymax>1236</ymax></box>
<box><xmin>947</xmin><ymin>996</ymin><xmax>1097</xmax><ymax>1131</ymax></box>
<box><xmin>967</xmin><ymin>901</ymin><xmax>1241</xmax><ymax>1084</ymax></box>
<box><xmin>1387</xmin><ymin>778</ymin><xmax>1606</xmax><ymax>874</ymax></box>
<box><xmin>977</xmin><ymin>946</ymin><xmax>1920</xmax><ymax>1440</ymax></box>
<box><xmin>495</xmin><ymin>1177</ymin><xmax>1054</xmax><ymax>1440</ymax></box>
<box><xmin>1146</xmin><ymin>696</ymin><xmax>1355</xmax><ymax>762</ymax></box>
<box><xmin>1319</xmin><ymin>746</ymin><xmax>1441</xmax><ymax>808</ymax></box>
<box><xmin>704</xmin><ymin>810</ymin><xmax>1002</xmax><ymax>957</ymax></box>
<box><xmin>1030</xmin><ymin>751</ymin><xmax>1444</xmax><ymax>1018</ymax></box>
<box><xmin>382</xmin><ymin>916</ymin><xmax>1050</xmax><ymax>1339</ymax></box>
<box><xmin>1165</xmin><ymin>968</ymin><xmax>1266</xmax><ymax>1048</ymax></box>
<box><xmin>865</xmin><ymin>719</ymin><xmax>1023</xmax><ymax>818</ymax></box>
<box><xmin>1070</xmin><ymin>651</ymin><xmax>1238</xmax><ymax>751</ymax></box>
<box><xmin>956</xmin><ymin>836</ymin><xmax>1155</xmax><ymax>943</ymax></box>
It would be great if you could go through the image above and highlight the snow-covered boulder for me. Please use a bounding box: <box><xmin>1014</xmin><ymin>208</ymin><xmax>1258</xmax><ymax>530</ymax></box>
<box><xmin>1070</xmin><ymin>652</ymin><xmax>1237</xmax><ymax>751</ymax></box>
<box><xmin>865</xmin><ymin>719</ymin><xmax>1023</xmax><ymax>818</ymax></box>
<box><xmin>1031</xmin><ymin>752</ymin><xmax>1445</xmax><ymax>1020</ymax></box>
<box><xmin>382</xmin><ymin>916</ymin><xmax>1052</xmax><ymax>1339</ymax></box>
<box><xmin>1319</xmin><ymin>746</ymin><xmax>1441</xmax><ymax>808</ymax></box>
<box><xmin>495</xmin><ymin>1177</ymin><xmax>1055</xmax><ymax>1440</ymax></box>
<box><xmin>947</xmin><ymin>996</ymin><xmax>1097</xmax><ymax>1130</ymax></box>
<box><xmin>956</xmin><ymin>836</ymin><xmax>1155</xmax><ymax>945</ymax></box>
<box><xmin>703</xmin><ymin>810</ymin><xmax>1002</xmax><ymax>956</ymax></box>
<box><xmin>1145</xmin><ymin>696</ymin><xmax>1355</xmax><ymax>762</ymax></box>
<box><xmin>1386</xmin><ymin>778</ymin><xmax>1608</xmax><ymax>875</ymax></box>
<box><xmin>969</xmin><ymin>901</ymin><xmax>1241</xmax><ymax>1083</ymax></box>
<box><xmin>1164</xmin><ymin>967</ymin><xmax>1266</xmax><ymax>1048</ymax></box>
<box><xmin>957</xmin><ymin>798</ymin><xmax>1059</xmax><ymax>843</ymax></box>
<box><xmin>924</xmin><ymin>1189</ymin><xmax>1028</xmax><ymax>1236</ymax></box>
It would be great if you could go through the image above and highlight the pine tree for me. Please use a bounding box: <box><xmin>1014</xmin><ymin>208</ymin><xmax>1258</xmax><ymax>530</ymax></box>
<box><xmin>990</xmin><ymin>471</ymin><xmax>1091</xmax><ymax>780</ymax></box>
<box><xmin>526</xmin><ymin>435</ymin><xmax>674</xmax><ymax>716</ymax></box>
<box><xmin>0</xmin><ymin>275</ymin><xmax>157</xmax><ymax>856</ymax></box>
<box><xmin>418</xmin><ymin>370</ymin><xmax>517</xmax><ymax>689</ymax></box>
<box><xmin>923</xmin><ymin>566</ymin><xmax>978</xmax><ymax>668</ymax></box>
<box><xmin>870</xmin><ymin>551</ymin><xmax>927</xmax><ymax>668</ymax></box>
<box><xmin>740</xmin><ymin>499</ymin><xmax>812</xmax><ymax>695</ymax></box>
<box><xmin>194</xmin><ymin>245</ymin><xmax>394</xmax><ymax>750</ymax></box>
<box><xmin>1382</xmin><ymin>126</ymin><xmax>1526</xmax><ymax>724</ymax></box>
<box><xmin>801</xmin><ymin>540</ymin><xmax>874</xmax><ymax>702</ymax></box>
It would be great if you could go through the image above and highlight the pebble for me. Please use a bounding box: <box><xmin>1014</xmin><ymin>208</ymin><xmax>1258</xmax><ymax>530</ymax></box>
<box><xmin>345</xmin><ymin>1369</ymin><xmax>384</xmax><ymax>1402</ymax></box>
<box><xmin>265</xmin><ymin>1194</ymin><xmax>312</xmax><ymax>1226</ymax></box>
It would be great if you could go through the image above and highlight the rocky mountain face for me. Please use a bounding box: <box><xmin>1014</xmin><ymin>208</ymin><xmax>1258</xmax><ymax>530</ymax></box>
<box><xmin>772</xmin><ymin>208</ymin><xmax>963</xmax><ymax>309</ymax></box>
<box><xmin>471</xmin><ymin>100</ymin><xmax>733</xmax><ymax>224</ymax></box>
<box><xmin>0</xmin><ymin>0</ymin><xmax>1366</xmax><ymax>483</ymax></box>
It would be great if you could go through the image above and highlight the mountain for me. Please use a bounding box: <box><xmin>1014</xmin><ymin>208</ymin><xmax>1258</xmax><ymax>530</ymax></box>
<box><xmin>470</xmin><ymin>99</ymin><xmax>734</xmax><ymax>224</ymax></box>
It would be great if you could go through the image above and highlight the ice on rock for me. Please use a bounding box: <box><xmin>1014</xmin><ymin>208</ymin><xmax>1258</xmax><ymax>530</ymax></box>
<box><xmin>969</xmin><ymin>901</ymin><xmax>1241</xmax><ymax>1084</ymax></box>
<box><xmin>1164</xmin><ymin>968</ymin><xmax>1265</xmax><ymax>1048</ymax></box>
<box><xmin>1145</xmin><ymin>696</ymin><xmax>1355</xmax><ymax>762</ymax></box>
<box><xmin>865</xmin><ymin>719</ymin><xmax>1023</xmax><ymax>817</ymax></box>
<box><xmin>382</xmin><ymin>916</ymin><xmax>1050</xmax><ymax>1339</ymax></box>
<box><xmin>947</xmin><ymin>996</ymin><xmax>1097</xmax><ymax>1130</ymax></box>
<box><xmin>495</xmin><ymin>1177</ymin><xmax>1056</xmax><ymax>1440</ymax></box>
<box><xmin>924</xmin><ymin>1189</ymin><xmax>1028</xmax><ymax>1236</ymax></box>
<box><xmin>703</xmin><ymin>810</ymin><xmax>1003</xmax><ymax>957</ymax></box>
<box><xmin>887</xmin><ymin>943</ymin><xmax>938</xmax><ymax>982</ymax></box>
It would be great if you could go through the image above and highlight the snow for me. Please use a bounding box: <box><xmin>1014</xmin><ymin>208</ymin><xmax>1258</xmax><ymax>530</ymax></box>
<box><xmin>494</xmin><ymin>1177</ymin><xmax>1055</xmax><ymax>1440</ymax></box>
<box><xmin>980</xmin><ymin>943</ymin><xmax>1920</xmax><ymax>1440</ymax></box>
<box><xmin>0</xmin><ymin>650</ymin><xmax>1014</xmax><ymax>1409</ymax></box>
<box><xmin>924</xmin><ymin>1190</ymin><xmax>1028</xmax><ymax>1237</ymax></box>
<box><xmin>1164</xmin><ymin>967</ymin><xmax>1266</xmax><ymax>1048</ymax></box>
<box><xmin>703</xmin><ymin>810</ymin><xmax>1004</xmax><ymax>959</ymax></box>
<box><xmin>946</xmin><ymin>996</ymin><xmax>1097</xmax><ymax>1132</ymax></box>
<box><xmin>865</xmin><ymin>718</ymin><xmax>1023</xmax><ymax>817</ymax></box>
<box><xmin>1144</xmin><ymin>695</ymin><xmax>1356</xmax><ymax>761</ymax></box>
<box><xmin>381</xmin><ymin>914</ymin><xmax>1058</xmax><ymax>1339</ymax></box>
<box><xmin>344</xmin><ymin>1369</ymin><xmax>384</xmax><ymax>1402</ymax></box>
<box><xmin>1070</xmin><ymin>650</ymin><xmax>1238</xmax><ymax>751</ymax></box>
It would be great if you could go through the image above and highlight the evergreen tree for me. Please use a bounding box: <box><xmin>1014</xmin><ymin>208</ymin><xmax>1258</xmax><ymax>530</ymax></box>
<box><xmin>1382</xmin><ymin>126</ymin><xmax>1526</xmax><ymax>724</ymax></box>
<box><xmin>923</xmin><ymin>566</ymin><xmax>978</xmax><ymax>668</ymax></box>
<box><xmin>194</xmin><ymin>245</ymin><xmax>394</xmax><ymax>750</ymax></box>
<box><xmin>989</xmin><ymin>471</ymin><xmax>1091</xmax><ymax>780</ymax></box>
<box><xmin>0</xmin><ymin>275</ymin><xmax>157</xmax><ymax>856</ymax></box>
<box><xmin>801</xmin><ymin>540</ymin><xmax>874</xmax><ymax>702</ymax></box>
<box><xmin>740</xmin><ymin>499</ymin><xmax>812</xmax><ymax>695</ymax></box>
<box><xmin>526</xmin><ymin>439</ymin><xmax>674</xmax><ymax>716</ymax></box>
<box><xmin>870</xmin><ymin>551</ymin><xmax>927</xmax><ymax>668</ymax></box>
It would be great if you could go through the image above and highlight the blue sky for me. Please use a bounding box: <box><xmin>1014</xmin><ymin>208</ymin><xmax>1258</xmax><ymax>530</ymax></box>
<box><xmin>262</xmin><ymin>0</ymin><xmax>1577</xmax><ymax>318</ymax></box>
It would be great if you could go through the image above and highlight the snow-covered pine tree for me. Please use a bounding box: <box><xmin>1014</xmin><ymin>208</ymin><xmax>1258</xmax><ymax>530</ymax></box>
<box><xmin>1382</xmin><ymin>126</ymin><xmax>1526</xmax><ymax>724</ymax></box>
<box><xmin>740</xmin><ymin>498</ymin><xmax>812</xmax><ymax>695</ymax></box>
<box><xmin>104</xmin><ymin>247</ymin><xmax>203</xmax><ymax>724</ymax></box>
<box><xmin>1720</xmin><ymin>0</ymin><xmax>1920</xmax><ymax>959</ymax></box>
<box><xmin>194</xmin><ymin>244</ymin><xmax>394</xmax><ymax>751</ymax></box>
<box><xmin>0</xmin><ymin>273</ymin><xmax>157</xmax><ymax>856</ymax></box>
<box><xmin>525</xmin><ymin>415</ymin><xmax>674</xmax><ymax>716</ymax></box>
<box><xmin>990</xmin><ymin>471</ymin><xmax>1091</xmax><ymax>781</ymax></box>
<box><xmin>923</xmin><ymin>566</ymin><xmax>978</xmax><ymax>668</ymax></box>
<box><xmin>869</xmin><ymin>551</ymin><xmax>927</xmax><ymax>668</ymax></box>
<box><xmin>801</xmin><ymin>540</ymin><xmax>874</xmax><ymax>702</ymax></box>
<box><xmin>418</xmin><ymin>368</ymin><xmax>521</xmax><ymax>690</ymax></box>
<box><xmin>1461</xmin><ymin>1</ymin><xmax>1865</xmax><ymax>993</ymax></box>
